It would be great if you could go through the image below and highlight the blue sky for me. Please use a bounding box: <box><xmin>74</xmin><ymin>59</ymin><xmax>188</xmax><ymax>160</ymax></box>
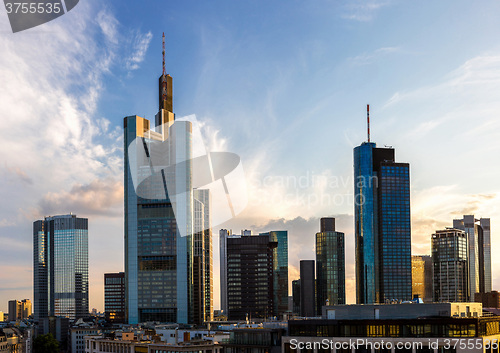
<box><xmin>1</xmin><ymin>0</ymin><xmax>500</xmax><ymax>312</ymax></box>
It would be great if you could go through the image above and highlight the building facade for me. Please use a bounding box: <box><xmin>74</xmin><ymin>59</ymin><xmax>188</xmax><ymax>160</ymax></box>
<box><xmin>299</xmin><ymin>260</ymin><xmax>315</xmax><ymax>317</ymax></box>
<box><xmin>124</xmin><ymin>50</ymin><xmax>197</xmax><ymax>324</ymax></box>
<box><xmin>225</xmin><ymin>233</ymin><xmax>277</xmax><ymax>320</ymax></box>
<box><xmin>432</xmin><ymin>228</ymin><xmax>469</xmax><ymax>302</ymax></box>
<box><xmin>8</xmin><ymin>300</ymin><xmax>31</xmax><ymax>322</ymax></box>
<box><xmin>261</xmin><ymin>231</ymin><xmax>289</xmax><ymax>316</ymax></box>
<box><xmin>354</xmin><ymin>141</ymin><xmax>411</xmax><ymax>304</ymax></box>
<box><xmin>411</xmin><ymin>255</ymin><xmax>433</xmax><ymax>303</ymax></box>
<box><xmin>315</xmin><ymin>218</ymin><xmax>345</xmax><ymax>312</ymax></box>
<box><xmin>453</xmin><ymin>215</ymin><xmax>491</xmax><ymax>297</ymax></box>
<box><xmin>104</xmin><ymin>272</ymin><xmax>125</xmax><ymax>323</ymax></box>
<box><xmin>33</xmin><ymin>214</ymin><xmax>89</xmax><ymax>321</ymax></box>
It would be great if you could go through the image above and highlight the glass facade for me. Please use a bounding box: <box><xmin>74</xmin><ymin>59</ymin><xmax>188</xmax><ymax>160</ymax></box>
<box><xmin>33</xmin><ymin>214</ymin><xmax>89</xmax><ymax>321</ymax></box>
<box><xmin>104</xmin><ymin>272</ymin><xmax>125</xmax><ymax>323</ymax></box>
<box><xmin>124</xmin><ymin>115</ymin><xmax>193</xmax><ymax>324</ymax></box>
<box><xmin>262</xmin><ymin>231</ymin><xmax>289</xmax><ymax>316</ymax></box>
<box><xmin>316</xmin><ymin>228</ymin><xmax>345</xmax><ymax>312</ymax></box>
<box><xmin>432</xmin><ymin>229</ymin><xmax>468</xmax><ymax>302</ymax></box>
<box><xmin>354</xmin><ymin>142</ymin><xmax>412</xmax><ymax>303</ymax></box>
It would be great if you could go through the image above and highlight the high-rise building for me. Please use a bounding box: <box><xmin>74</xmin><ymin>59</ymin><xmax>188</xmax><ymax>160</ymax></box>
<box><xmin>292</xmin><ymin>279</ymin><xmax>301</xmax><ymax>316</ymax></box>
<box><xmin>315</xmin><ymin>218</ymin><xmax>345</xmax><ymax>312</ymax></box>
<box><xmin>192</xmin><ymin>189</ymin><xmax>213</xmax><ymax>324</ymax></box>
<box><xmin>412</xmin><ymin>255</ymin><xmax>433</xmax><ymax>303</ymax></box>
<box><xmin>299</xmin><ymin>260</ymin><xmax>315</xmax><ymax>317</ymax></box>
<box><xmin>8</xmin><ymin>299</ymin><xmax>31</xmax><ymax>321</ymax></box>
<box><xmin>33</xmin><ymin>214</ymin><xmax>89</xmax><ymax>321</ymax></box>
<box><xmin>432</xmin><ymin>229</ymin><xmax>468</xmax><ymax>302</ymax></box>
<box><xmin>354</xmin><ymin>125</ymin><xmax>411</xmax><ymax>304</ymax></box>
<box><xmin>453</xmin><ymin>215</ymin><xmax>491</xmax><ymax>297</ymax></box>
<box><xmin>260</xmin><ymin>231</ymin><xmax>288</xmax><ymax>316</ymax></box>
<box><xmin>104</xmin><ymin>272</ymin><xmax>125</xmax><ymax>323</ymax></box>
<box><xmin>219</xmin><ymin>229</ymin><xmax>232</xmax><ymax>315</ymax></box>
<box><xmin>124</xmin><ymin>35</ymin><xmax>195</xmax><ymax>324</ymax></box>
<box><xmin>223</xmin><ymin>232</ymin><xmax>277</xmax><ymax>320</ymax></box>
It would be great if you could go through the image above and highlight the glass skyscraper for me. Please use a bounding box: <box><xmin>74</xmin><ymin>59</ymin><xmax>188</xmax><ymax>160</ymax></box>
<box><xmin>124</xmin><ymin>54</ymin><xmax>196</xmax><ymax>323</ymax></box>
<box><xmin>453</xmin><ymin>215</ymin><xmax>491</xmax><ymax>298</ymax></box>
<box><xmin>315</xmin><ymin>218</ymin><xmax>345</xmax><ymax>312</ymax></box>
<box><xmin>354</xmin><ymin>142</ymin><xmax>411</xmax><ymax>304</ymax></box>
<box><xmin>33</xmin><ymin>214</ymin><xmax>89</xmax><ymax>321</ymax></box>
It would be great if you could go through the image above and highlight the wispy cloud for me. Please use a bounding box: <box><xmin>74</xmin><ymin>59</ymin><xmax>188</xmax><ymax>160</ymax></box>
<box><xmin>341</xmin><ymin>0</ymin><xmax>391</xmax><ymax>22</ymax></box>
<box><xmin>348</xmin><ymin>46</ymin><xmax>400</xmax><ymax>66</ymax></box>
<box><xmin>125</xmin><ymin>30</ymin><xmax>153</xmax><ymax>71</ymax></box>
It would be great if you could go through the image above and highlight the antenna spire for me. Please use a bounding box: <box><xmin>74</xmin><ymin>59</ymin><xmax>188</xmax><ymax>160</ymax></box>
<box><xmin>367</xmin><ymin>104</ymin><xmax>370</xmax><ymax>143</ymax></box>
<box><xmin>162</xmin><ymin>32</ymin><xmax>166</xmax><ymax>75</ymax></box>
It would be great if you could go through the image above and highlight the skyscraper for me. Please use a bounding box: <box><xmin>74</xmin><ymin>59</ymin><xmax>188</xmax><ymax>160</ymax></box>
<box><xmin>219</xmin><ymin>229</ymin><xmax>232</xmax><ymax>315</ymax></box>
<box><xmin>260</xmin><ymin>230</ymin><xmax>289</xmax><ymax>316</ymax></box>
<box><xmin>432</xmin><ymin>229</ymin><xmax>468</xmax><ymax>302</ymax></box>
<box><xmin>299</xmin><ymin>260</ymin><xmax>315</xmax><ymax>317</ymax></box>
<box><xmin>104</xmin><ymin>272</ymin><xmax>125</xmax><ymax>323</ymax></box>
<box><xmin>33</xmin><ymin>214</ymin><xmax>89</xmax><ymax>321</ymax></box>
<box><xmin>223</xmin><ymin>232</ymin><xmax>278</xmax><ymax>320</ymax></box>
<box><xmin>124</xmin><ymin>34</ymin><xmax>194</xmax><ymax>324</ymax></box>
<box><xmin>315</xmin><ymin>218</ymin><xmax>345</xmax><ymax>312</ymax></box>
<box><xmin>354</xmin><ymin>108</ymin><xmax>411</xmax><ymax>304</ymax></box>
<box><xmin>453</xmin><ymin>215</ymin><xmax>491</xmax><ymax>297</ymax></box>
<box><xmin>8</xmin><ymin>299</ymin><xmax>31</xmax><ymax>321</ymax></box>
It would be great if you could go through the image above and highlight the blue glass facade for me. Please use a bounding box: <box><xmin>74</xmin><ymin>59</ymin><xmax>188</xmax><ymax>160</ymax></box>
<box><xmin>354</xmin><ymin>142</ymin><xmax>411</xmax><ymax>304</ymax></box>
<box><xmin>33</xmin><ymin>214</ymin><xmax>89</xmax><ymax>321</ymax></box>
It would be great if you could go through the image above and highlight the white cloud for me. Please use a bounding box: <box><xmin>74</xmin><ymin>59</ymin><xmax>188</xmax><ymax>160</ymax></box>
<box><xmin>125</xmin><ymin>31</ymin><xmax>153</xmax><ymax>71</ymax></box>
<box><xmin>341</xmin><ymin>0</ymin><xmax>391</xmax><ymax>22</ymax></box>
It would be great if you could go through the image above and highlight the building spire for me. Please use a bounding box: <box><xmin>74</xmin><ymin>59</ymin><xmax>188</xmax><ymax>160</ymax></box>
<box><xmin>367</xmin><ymin>104</ymin><xmax>370</xmax><ymax>143</ymax></box>
<box><xmin>162</xmin><ymin>32</ymin><xmax>166</xmax><ymax>76</ymax></box>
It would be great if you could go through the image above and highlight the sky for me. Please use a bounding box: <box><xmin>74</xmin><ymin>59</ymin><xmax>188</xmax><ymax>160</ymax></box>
<box><xmin>1</xmin><ymin>0</ymin><xmax>500</xmax><ymax>313</ymax></box>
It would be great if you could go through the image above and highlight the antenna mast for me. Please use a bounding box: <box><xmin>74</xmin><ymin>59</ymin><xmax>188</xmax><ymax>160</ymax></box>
<box><xmin>162</xmin><ymin>32</ymin><xmax>166</xmax><ymax>75</ymax></box>
<box><xmin>367</xmin><ymin>104</ymin><xmax>370</xmax><ymax>143</ymax></box>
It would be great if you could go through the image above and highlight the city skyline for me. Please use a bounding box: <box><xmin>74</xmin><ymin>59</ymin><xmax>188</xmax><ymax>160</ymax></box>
<box><xmin>2</xmin><ymin>0</ymin><xmax>500</xmax><ymax>312</ymax></box>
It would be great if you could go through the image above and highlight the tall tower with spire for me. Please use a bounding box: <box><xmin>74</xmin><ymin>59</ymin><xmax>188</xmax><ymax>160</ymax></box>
<box><xmin>354</xmin><ymin>106</ymin><xmax>412</xmax><ymax>304</ymax></box>
<box><xmin>124</xmin><ymin>33</ymin><xmax>194</xmax><ymax>324</ymax></box>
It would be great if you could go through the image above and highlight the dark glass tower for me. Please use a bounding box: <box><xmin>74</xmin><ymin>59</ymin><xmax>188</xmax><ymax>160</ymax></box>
<box><xmin>104</xmin><ymin>272</ymin><xmax>125</xmax><ymax>323</ymax></box>
<box><xmin>354</xmin><ymin>142</ymin><xmax>411</xmax><ymax>304</ymax></box>
<box><xmin>33</xmin><ymin>214</ymin><xmax>89</xmax><ymax>321</ymax></box>
<box><xmin>315</xmin><ymin>218</ymin><xmax>345</xmax><ymax>312</ymax></box>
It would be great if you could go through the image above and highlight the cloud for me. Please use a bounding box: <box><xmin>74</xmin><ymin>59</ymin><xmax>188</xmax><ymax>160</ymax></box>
<box><xmin>38</xmin><ymin>178</ymin><xmax>123</xmax><ymax>218</ymax></box>
<box><xmin>125</xmin><ymin>31</ymin><xmax>153</xmax><ymax>71</ymax></box>
<box><xmin>341</xmin><ymin>0</ymin><xmax>391</xmax><ymax>22</ymax></box>
<box><xmin>348</xmin><ymin>47</ymin><xmax>400</xmax><ymax>66</ymax></box>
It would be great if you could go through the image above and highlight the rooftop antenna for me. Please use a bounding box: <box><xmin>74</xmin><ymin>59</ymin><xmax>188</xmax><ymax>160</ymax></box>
<box><xmin>162</xmin><ymin>32</ymin><xmax>166</xmax><ymax>75</ymax></box>
<box><xmin>367</xmin><ymin>104</ymin><xmax>370</xmax><ymax>143</ymax></box>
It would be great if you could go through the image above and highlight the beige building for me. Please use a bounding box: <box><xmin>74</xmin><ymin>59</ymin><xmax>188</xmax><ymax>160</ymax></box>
<box><xmin>8</xmin><ymin>299</ymin><xmax>31</xmax><ymax>321</ymax></box>
<box><xmin>411</xmin><ymin>255</ymin><xmax>433</xmax><ymax>302</ymax></box>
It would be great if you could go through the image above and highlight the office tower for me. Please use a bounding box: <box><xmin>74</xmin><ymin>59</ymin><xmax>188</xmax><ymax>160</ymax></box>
<box><xmin>412</xmin><ymin>255</ymin><xmax>433</xmax><ymax>303</ymax></box>
<box><xmin>260</xmin><ymin>230</ymin><xmax>289</xmax><ymax>316</ymax></box>
<box><xmin>104</xmin><ymin>272</ymin><xmax>125</xmax><ymax>323</ymax></box>
<box><xmin>354</xmin><ymin>118</ymin><xmax>411</xmax><ymax>304</ymax></box>
<box><xmin>432</xmin><ymin>229</ymin><xmax>468</xmax><ymax>302</ymax></box>
<box><xmin>453</xmin><ymin>215</ymin><xmax>491</xmax><ymax>297</ymax></box>
<box><xmin>225</xmin><ymin>233</ymin><xmax>277</xmax><ymax>320</ymax></box>
<box><xmin>292</xmin><ymin>280</ymin><xmax>301</xmax><ymax>316</ymax></box>
<box><xmin>33</xmin><ymin>214</ymin><xmax>89</xmax><ymax>321</ymax></box>
<box><xmin>475</xmin><ymin>291</ymin><xmax>500</xmax><ymax>309</ymax></box>
<box><xmin>219</xmin><ymin>229</ymin><xmax>232</xmax><ymax>314</ymax></box>
<box><xmin>315</xmin><ymin>218</ymin><xmax>345</xmax><ymax>312</ymax></box>
<box><xmin>299</xmin><ymin>260</ymin><xmax>315</xmax><ymax>317</ymax></box>
<box><xmin>193</xmin><ymin>189</ymin><xmax>213</xmax><ymax>323</ymax></box>
<box><xmin>124</xmin><ymin>35</ymin><xmax>193</xmax><ymax>324</ymax></box>
<box><xmin>8</xmin><ymin>299</ymin><xmax>31</xmax><ymax>321</ymax></box>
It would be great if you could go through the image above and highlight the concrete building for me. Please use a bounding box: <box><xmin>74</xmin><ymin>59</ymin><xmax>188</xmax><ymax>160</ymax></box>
<box><xmin>475</xmin><ymin>291</ymin><xmax>500</xmax><ymax>309</ymax></box>
<box><xmin>453</xmin><ymin>215</ymin><xmax>491</xmax><ymax>297</ymax></box>
<box><xmin>33</xmin><ymin>214</ymin><xmax>89</xmax><ymax>321</ymax></box>
<box><xmin>104</xmin><ymin>272</ymin><xmax>125</xmax><ymax>323</ymax></box>
<box><xmin>40</xmin><ymin>316</ymin><xmax>70</xmax><ymax>350</ymax></box>
<box><xmin>432</xmin><ymin>228</ymin><xmax>468</xmax><ymax>302</ymax></box>
<box><xmin>70</xmin><ymin>324</ymin><xmax>101</xmax><ymax>353</ymax></box>
<box><xmin>283</xmin><ymin>303</ymin><xmax>495</xmax><ymax>353</ymax></box>
<box><xmin>8</xmin><ymin>299</ymin><xmax>31</xmax><ymax>321</ymax></box>
<box><xmin>299</xmin><ymin>260</ymin><xmax>315</xmax><ymax>317</ymax></box>
<box><xmin>412</xmin><ymin>255</ymin><xmax>433</xmax><ymax>303</ymax></box>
